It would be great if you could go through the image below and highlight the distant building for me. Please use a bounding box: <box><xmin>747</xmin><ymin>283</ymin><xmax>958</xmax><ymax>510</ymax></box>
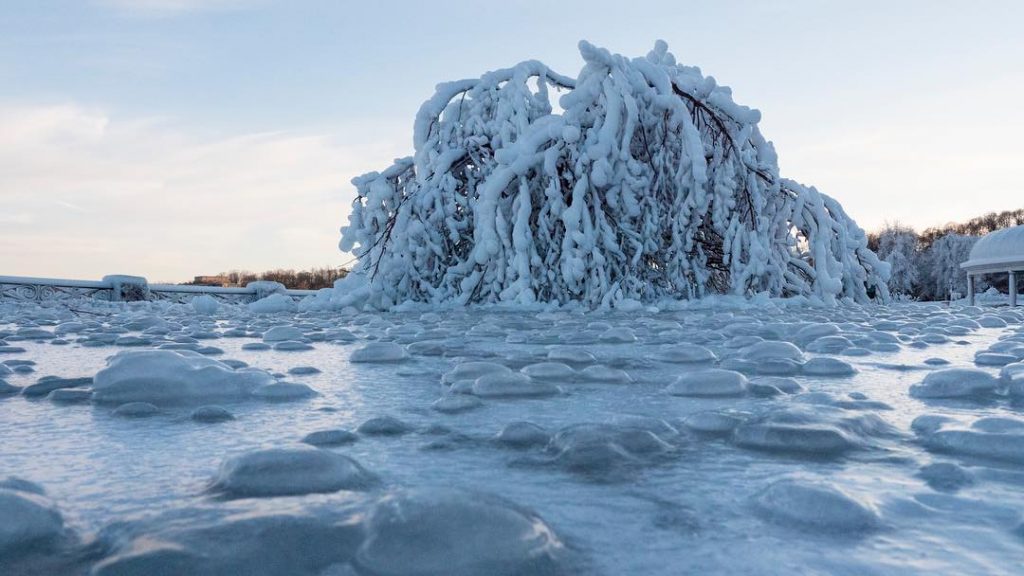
<box><xmin>191</xmin><ymin>275</ymin><xmax>231</xmax><ymax>287</ymax></box>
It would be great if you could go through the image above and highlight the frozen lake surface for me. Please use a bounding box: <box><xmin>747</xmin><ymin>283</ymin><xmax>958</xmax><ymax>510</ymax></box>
<box><xmin>2</xmin><ymin>299</ymin><xmax>1024</xmax><ymax>575</ymax></box>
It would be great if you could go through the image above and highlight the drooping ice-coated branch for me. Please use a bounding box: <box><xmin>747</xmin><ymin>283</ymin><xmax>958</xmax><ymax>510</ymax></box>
<box><xmin>338</xmin><ymin>41</ymin><xmax>890</xmax><ymax>308</ymax></box>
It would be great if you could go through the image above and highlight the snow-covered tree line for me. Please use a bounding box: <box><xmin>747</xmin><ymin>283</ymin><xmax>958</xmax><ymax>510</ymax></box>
<box><xmin>338</xmin><ymin>41</ymin><xmax>890</xmax><ymax>308</ymax></box>
<box><xmin>871</xmin><ymin>223</ymin><xmax>979</xmax><ymax>300</ymax></box>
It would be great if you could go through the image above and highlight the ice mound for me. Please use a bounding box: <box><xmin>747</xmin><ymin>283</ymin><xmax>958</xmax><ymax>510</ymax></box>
<box><xmin>190</xmin><ymin>405</ymin><xmax>235</xmax><ymax>423</ymax></box>
<box><xmin>350</xmin><ymin>342</ymin><xmax>409</xmax><ymax>363</ymax></box>
<box><xmin>0</xmin><ymin>488</ymin><xmax>65</xmax><ymax>555</ymax></box>
<box><xmin>542</xmin><ymin>422</ymin><xmax>680</xmax><ymax>480</ymax></box>
<box><xmin>443</xmin><ymin>361</ymin><xmax>511</xmax><ymax>387</ymax></box>
<box><xmin>578</xmin><ymin>365</ymin><xmax>633</xmax><ymax>384</ymax></box>
<box><xmin>273</xmin><ymin>340</ymin><xmax>314</xmax><ymax>351</ymax></box>
<box><xmin>753</xmin><ymin>479</ymin><xmax>880</xmax><ymax>532</ymax></box>
<box><xmin>262</xmin><ymin>326</ymin><xmax>305</xmax><ymax>342</ymax></box>
<box><xmin>91</xmin><ymin>506</ymin><xmax>364</xmax><ymax>576</ymax></box>
<box><xmin>22</xmin><ymin>376</ymin><xmax>91</xmax><ymax>398</ymax></box>
<box><xmin>909</xmin><ymin>369</ymin><xmax>999</xmax><ymax>399</ymax></box>
<box><xmin>357</xmin><ymin>416</ymin><xmax>413</xmax><ymax>436</ymax></box>
<box><xmin>354</xmin><ymin>489</ymin><xmax>568</xmax><ymax>576</ymax></box>
<box><xmin>917</xmin><ymin>462</ymin><xmax>975</xmax><ymax>492</ymax></box>
<box><xmin>248</xmin><ymin>294</ymin><xmax>297</xmax><ymax>314</ymax></box>
<box><xmin>495</xmin><ymin>422</ymin><xmax>551</xmax><ymax>449</ymax></box>
<box><xmin>913</xmin><ymin>415</ymin><xmax>1024</xmax><ymax>463</ymax></box>
<box><xmin>0</xmin><ymin>379</ymin><xmax>20</xmax><ymax>396</ymax></box>
<box><xmin>665</xmin><ymin>369</ymin><xmax>747</xmax><ymax>397</ymax></box>
<box><xmin>974</xmin><ymin>352</ymin><xmax>1017</xmax><ymax>367</ymax></box>
<box><xmin>546</xmin><ymin>346</ymin><xmax>597</xmax><ymax>365</ymax></box>
<box><xmin>520</xmin><ymin>362</ymin><xmax>576</xmax><ymax>380</ymax></box>
<box><xmin>740</xmin><ymin>340</ymin><xmax>805</xmax><ymax>362</ymax></box>
<box><xmin>802</xmin><ymin>357</ymin><xmax>856</xmax><ymax>377</ymax></box>
<box><xmin>47</xmin><ymin>388</ymin><xmax>92</xmax><ymax>404</ymax></box>
<box><xmin>302</xmin><ymin>429</ymin><xmax>358</xmax><ymax>447</ymax></box>
<box><xmin>682</xmin><ymin>410</ymin><xmax>749</xmax><ymax>434</ymax></box>
<box><xmin>113</xmin><ymin>402</ymin><xmax>161</xmax><ymax>417</ymax></box>
<box><xmin>251</xmin><ymin>381</ymin><xmax>317</xmax><ymax>401</ymax></box>
<box><xmin>733</xmin><ymin>405</ymin><xmax>896</xmax><ymax>456</ymax></box>
<box><xmin>654</xmin><ymin>344</ymin><xmax>717</xmax><ymax>364</ymax></box>
<box><xmin>431</xmin><ymin>394</ymin><xmax>483</xmax><ymax>414</ymax></box>
<box><xmin>190</xmin><ymin>295</ymin><xmax>220</xmax><ymax>315</ymax></box>
<box><xmin>209</xmin><ymin>447</ymin><xmax>377</xmax><ymax>498</ymax></box>
<box><xmin>92</xmin><ymin>350</ymin><xmax>276</xmax><ymax>405</ymax></box>
<box><xmin>472</xmin><ymin>372</ymin><xmax>560</xmax><ymax>398</ymax></box>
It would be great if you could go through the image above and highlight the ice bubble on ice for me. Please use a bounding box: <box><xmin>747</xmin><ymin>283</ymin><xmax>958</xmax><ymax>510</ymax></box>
<box><xmin>262</xmin><ymin>326</ymin><xmax>305</xmax><ymax>342</ymax></box>
<box><xmin>0</xmin><ymin>488</ymin><xmax>65</xmax><ymax>555</ymax></box>
<box><xmin>495</xmin><ymin>422</ymin><xmax>550</xmax><ymax>449</ymax></box>
<box><xmin>210</xmin><ymin>447</ymin><xmax>377</xmax><ymax>498</ymax></box>
<box><xmin>354</xmin><ymin>489</ymin><xmax>566</xmax><ymax>576</ymax></box>
<box><xmin>93</xmin><ymin>350</ymin><xmax>275</xmax><ymax>405</ymax></box>
<box><xmin>753</xmin><ymin>479</ymin><xmax>880</xmax><ymax>532</ymax></box>
<box><xmin>654</xmin><ymin>344</ymin><xmax>717</xmax><ymax>364</ymax></box>
<box><xmin>431</xmin><ymin>394</ymin><xmax>483</xmax><ymax>414</ymax></box>
<box><xmin>802</xmin><ymin>357</ymin><xmax>856</xmax><ymax>377</ymax></box>
<box><xmin>302</xmin><ymin>429</ymin><xmax>358</xmax><ymax>447</ymax></box>
<box><xmin>909</xmin><ymin>368</ymin><xmax>999</xmax><ymax>399</ymax></box>
<box><xmin>358</xmin><ymin>416</ymin><xmax>413</xmax><ymax>436</ymax></box>
<box><xmin>520</xmin><ymin>362</ymin><xmax>575</xmax><ymax>381</ymax></box>
<box><xmin>190</xmin><ymin>405</ymin><xmax>235</xmax><ymax>423</ymax></box>
<box><xmin>924</xmin><ymin>357</ymin><xmax>951</xmax><ymax>366</ymax></box>
<box><xmin>578</xmin><ymin>365</ymin><xmax>633</xmax><ymax>384</ymax></box>
<box><xmin>665</xmin><ymin>369</ymin><xmax>747</xmax><ymax>397</ymax></box>
<box><xmin>472</xmin><ymin>372</ymin><xmax>560</xmax><ymax>398</ymax></box>
<box><xmin>112</xmin><ymin>402</ymin><xmax>160</xmax><ymax>418</ymax></box>
<box><xmin>350</xmin><ymin>342</ymin><xmax>409</xmax><ymax>363</ymax></box>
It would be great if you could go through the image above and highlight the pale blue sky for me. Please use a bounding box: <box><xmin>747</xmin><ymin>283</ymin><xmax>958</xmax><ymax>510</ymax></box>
<box><xmin>2</xmin><ymin>0</ymin><xmax>1022</xmax><ymax>281</ymax></box>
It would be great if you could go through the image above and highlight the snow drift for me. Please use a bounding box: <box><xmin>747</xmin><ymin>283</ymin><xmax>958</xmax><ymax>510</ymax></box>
<box><xmin>338</xmin><ymin>41</ymin><xmax>889</xmax><ymax>308</ymax></box>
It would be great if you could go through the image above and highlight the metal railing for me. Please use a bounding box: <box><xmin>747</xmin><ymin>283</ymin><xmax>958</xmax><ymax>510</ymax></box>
<box><xmin>0</xmin><ymin>275</ymin><xmax>316</xmax><ymax>304</ymax></box>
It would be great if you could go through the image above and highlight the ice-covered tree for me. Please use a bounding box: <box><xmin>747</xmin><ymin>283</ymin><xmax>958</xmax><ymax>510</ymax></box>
<box><xmin>339</xmin><ymin>41</ymin><xmax>890</xmax><ymax>308</ymax></box>
<box><xmin>920</xmin><ymin>233</ymin><xmax>978</xmax><ymax>300</ymax></box>
<box><xmin>874</xmin><ymin>223</ymin><xmax>919</xmax><ymax>298</ymax></box>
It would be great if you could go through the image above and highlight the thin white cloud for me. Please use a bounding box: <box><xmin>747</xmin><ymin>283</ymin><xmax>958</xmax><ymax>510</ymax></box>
<box><xmin>96</xmin><ymin>0</ymin><xmax>259</xmax><ymax>16</ymax></box>
<box><xmin>0</xmin><ymin>102</ymin><xmax>405</xmax><ymax>281</ymax></box>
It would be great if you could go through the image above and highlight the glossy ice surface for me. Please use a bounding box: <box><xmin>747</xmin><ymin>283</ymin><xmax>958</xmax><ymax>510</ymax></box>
<box><xmin>1</xmin><ymin>299</ymin><xmax>1023</xmax><ymax>575</ymax></box>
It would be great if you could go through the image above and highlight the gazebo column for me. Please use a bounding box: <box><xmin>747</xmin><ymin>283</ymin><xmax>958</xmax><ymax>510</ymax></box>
<box><xmin>1010</xmin><ymin>270</ymin><xmax>1018</xmax><ymax>307</ymax></box>
<box><xmin>967</xmin><ymin>273</ymin><xmax>975</xmax><ymax>306</ymax></box>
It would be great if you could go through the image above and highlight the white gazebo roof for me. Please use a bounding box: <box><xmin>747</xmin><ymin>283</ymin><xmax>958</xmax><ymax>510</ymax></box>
<box><xmin>961</xmin><ymin>224</ymin><xmax>1024</xmax><ymax>274</ymax></box>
